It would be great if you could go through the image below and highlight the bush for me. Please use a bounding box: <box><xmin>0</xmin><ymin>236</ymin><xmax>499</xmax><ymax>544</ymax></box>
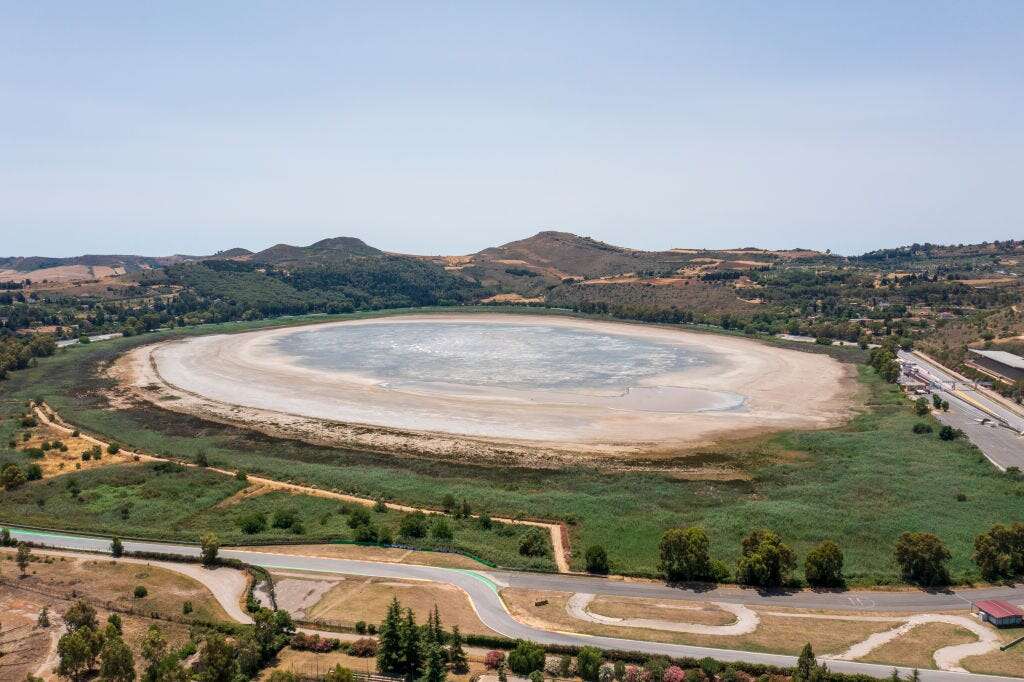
<box><xmin>939</xmin><ymin>425</ymin><xmax>963</xmax><ymax>441</ymax></box>
<box><xmin>431</xmin><ymin>518</ymin><xmax>454</xmax><ymax>541</ymax></box>
<box><xmin>577</xmin><ymin>646</ymin><xmax>603</xmax><ymax>682</ymax></box>
<box><xmin>347</xmin><ymin>507</ymin><xmax>372</xmax><ymax>528</ymax></box>
<box><xmin>107</xmin><ymin>443</ymin><xmax>120</xmax><ymax>454</ymax></box>
<box><xmin>272</xmin><ymin>508</ymin><xmax>298</xmax><ymax>530</ymax></box>
<box><xmin>914</xmin><ymin>397</ymin><xmax>929</xmax><ymax>416</ymax></box>
<box><xmin>663</xmin><ymin>666</ymin><xmax>685</xmax><ymax>682</ymax></box>
<box><xmin>237</xmin><ymin>512</ymin><xmax>268</xmax><ymax>535</ymax></box>
<box><xmin>484</xmin><ymin>651</ymin><xmax>506</xmax><ymax>670</ymax></box>
<box><xmin>519</xmin><ymin>528</ymin><xmax>548</xmax><ymax>557</ymax></box>
<box><xmin>182</xmin><ymin>601</ymin><xmax>193</xmax><ymax>615</ymax></box>
<box><xmin>354</xmin><ymin>620</ymin><xmax>367</xmax><ymax>634</ymax></box>
<box><xmin>803</xmin><ymin>540</ymin><xmax>844</xmax><ymax>587</ymax></box>
<box><xmin>133</xmin><ymin>585</ymin><xmax>148</xmax><ymax>598</ymax></box>
<box><xmin>585</xmin><ymin>545</ymin><xmax>609</xmax><ymax>575</ymax></box>
<box><xmin>912</xmin><ymin>422</ymin><xmax>933</xmax><ymax>434</ymax></box>
<box><xmin>25</xmin><ymin>463</ymin><xmax>42</xmax><ymax>481</ymax></box>
<box><xmin>508</xmin><ymin>640</ymin><xmax>546</xmax><ymax>675</ymax></box>
<box><xmin>353</xmin><ymin>524</ymin><xmax>378</xmax><ymax>543</ymax></box>
<box><xmin>349</xmin><ymin>638</ymin><xmax>378</xmax><ymax>657</ymax></box>
<box><xmin>895</xmin><ymin>532</ymin><xmax>951</xmax><ymax>586</ymax></box>
<box><xmin>399</xmin><ymin>512</ymin><xmax>428</xmax><ymax>538</ymax></box>
<box><xmin>291</xmin><ymin>632</ymin><xmax>341</xmax><ymax>652</ymax></box>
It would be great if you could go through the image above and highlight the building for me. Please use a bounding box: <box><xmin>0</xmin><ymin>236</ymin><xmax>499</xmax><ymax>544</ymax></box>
<box><xmin>968</xmin><ymin>349</ymin><xmax>1024</xmax><ymax>382</ymax></box>
<box><xmin>975</xmin><ymin>600</ymin><xmax>1024</xmax><ymax>627</ymax></box>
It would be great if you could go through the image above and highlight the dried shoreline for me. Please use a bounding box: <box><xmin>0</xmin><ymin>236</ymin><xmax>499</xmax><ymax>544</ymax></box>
<box><xmin>111</xmin><ymin>313</ymin><xmax>856</xmax><ymax>466</ymax></box>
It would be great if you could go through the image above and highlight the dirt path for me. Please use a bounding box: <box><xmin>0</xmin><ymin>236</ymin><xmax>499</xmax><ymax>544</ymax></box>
<box><xmin>31</xmin><ymin>404</ymin><xmax>572</xmax><ymax>572</ymax></box>
<box><xmin>828</xmin><ymin>614</ymin><xmax>1000</xmax><ymax>673</ymax></box>
<box><xmin>567</xmin><ymin>593</ymin><xmax>759</xmax><ymax>636</ymax></box>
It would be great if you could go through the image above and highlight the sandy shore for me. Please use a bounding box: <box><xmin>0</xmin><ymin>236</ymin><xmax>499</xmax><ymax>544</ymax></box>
<box><xmin>112</xmin><ymin>314</ymin><xmax>856</xmax><ymax>465</ymax></box>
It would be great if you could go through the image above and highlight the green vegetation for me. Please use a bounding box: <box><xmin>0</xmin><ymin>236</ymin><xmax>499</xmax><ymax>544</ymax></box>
<box><xmin>3</xmin><ymin>310</ymin><xmax>1024</xmax><ymax>582</ymax></box>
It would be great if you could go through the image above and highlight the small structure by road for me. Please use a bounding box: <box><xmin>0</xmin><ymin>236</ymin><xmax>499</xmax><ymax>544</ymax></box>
<box><xmin>975</xmin><ymin>600</ymin><xmax>1024</xmax><ymax>628</ymax></box>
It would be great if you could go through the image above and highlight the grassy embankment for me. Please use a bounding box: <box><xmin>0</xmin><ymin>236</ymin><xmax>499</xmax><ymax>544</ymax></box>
<box><xmin>1</xmin><ymin>308</ymin><xmax>1022</xmax><ymax>582</ymax></box>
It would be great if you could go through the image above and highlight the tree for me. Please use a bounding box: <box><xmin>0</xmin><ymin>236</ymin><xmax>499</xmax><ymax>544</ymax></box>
<box><xmin>16</xmin><ymin>542</ymin><xmax>31</xmax><ymax>575</ymax></box>
<box><xmin>2</xmin><ymin>462</ymin><xmax>26</xmax><ymax>489</ymax></box>
<box><xmin>518</xmin><ymin>528</ymin><xmax>548</xmax><ymax>557</ymax></box>
<box><xmin>400</xmin><ymin>608</ymin><xmax>423</xmax><ymax>680</ymax></box>
<box><xmin>577</xmin><ymin>647</ymin><xmax>603</xmax><ymax>682</ymax></box>
<box><xmin>796</xmin><ymin>643</ymin><xmax>819</xmax><ymax>681</ymax></box>
<box><xmin>804</xmin><ymin>541</ymin><xmax>844</xmax><ymax>587</ymax></box>
<box><xmin>658</xmin><ymin>527</ymin><xmax>714</xmax><ymax>582</ymax></box>
<box><xmin>431</xmin><ymin>518</ymin><xmax>454</xmax><ymax>542</ymax></box>
<box><xmin>914</xmin><ymin>397</ymin><xmax>929</xmax><ymax>416</ymax></box>
<box><xmin>99</xmin><ymin>634</ymin><xmax>136</xmax><ymax>682</ymax></box>
<box><xmin>399</xmin><ymin>512</ymin><xmax>428</xmax><ymax>539</ymax></box>
<box><xmin>111</xmin><ymin>536</ymin><xmax>123</xmax><ymax>558</ymax></box>
<box><xmin>1</xmin><ymin>527</ymin><xmax>10</xmax><ymax>546</ymax></box>
<box><xmin>585</xmin><ymin>545</ymin><xmax>609</xmax><ymax>575</ymax></box>
<box><xmin>57</xmin><ymin>629</ymin><xmax>94</xmax><ymax>681</ymax></box>
<box><xmin>736</xmin><ymin>529</ymin><xmax>796</xmax><ymax>588</ymax></box>
<box><xmin>141</xmin><ymin>623</ymin><xmax>167</xmax><ymax>671</ymax></box>
<box><xmin>64</xmin><ymin>600</ymin><xmax>98</xmax><ymax>631</ymax></box>
<box><xmin>507</xmin><ymin>640</ymin><xmax>546</xmax><ymax>675</ymax></box>
<box><xmin>895</xmin><ymin>532</ymin><xmax>951</xmax><ymax>586</ymax></box>
<box><xmin>376</xmin><ymin>597</ymin><xmax>404</xmax><ymax>675</ymax></box>
<box><xmin>194</xmin><ymin>635</ymin><xmax>238</xmax><ymax>682</ymax></box>
<box><xmin>448</xmin><ymin>625</ymin><xmax>469</xmax><ymax>674</ymax></box>
<box><xmin>973</xmin><ymin>523</ymin><xmax>1024</xmax><ymax>581</ymax></box>
<box><xmin>200</xmin><ymin>532</ymin><xmax>219</xmax><ymax>566</ymax></box>
<box><xmin>420</xmin><ymin>641</ymin><xmax>447</xmax><ymax>682</ymax></box>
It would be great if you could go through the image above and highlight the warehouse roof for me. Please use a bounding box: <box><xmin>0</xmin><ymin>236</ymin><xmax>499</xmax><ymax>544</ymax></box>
<box><xmin>969</xmin><ymin>348</ymin><xmax>1024</xmax><ymax>370</ymax></box>
<box><xmin>976</xmin><ymin>600</ymin><xmax>1024</xmax><ymax>619</ymax></box>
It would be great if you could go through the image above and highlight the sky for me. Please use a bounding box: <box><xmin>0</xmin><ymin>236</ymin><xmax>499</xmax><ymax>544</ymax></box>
<box><xmin>2</xmin><ymin>2</ymin><xmax>1022</xmax><ymax>257</ymax></box>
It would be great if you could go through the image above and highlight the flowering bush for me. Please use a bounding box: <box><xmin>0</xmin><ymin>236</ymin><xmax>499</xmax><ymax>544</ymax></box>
<box><xmin>290</xmin><ymin>632</ymin><xmax>340</xmax><ymax>652</ymax></box>
<box><xmin>484</xmin><ymin>651</ymin><xmax>506</xmax><ymax>670</ymax></box>
<box><xmin>348</xmin><ymin>638</ymin><xmax>379</xmax><ymax>658</ymax></box>
<box><xmin>625</xmin><ymin>665</ymin><xmax>643</xmax><ymax>682</ymax></box>
<box><xmin>663</xmin><ymin>666</ymin><xmax>685</xmax><ymax>682</ymax></box>
<box><xmin>599</xmin><ymin>663</ymin><xmax>616</xmax><ymax>682</ymax></box>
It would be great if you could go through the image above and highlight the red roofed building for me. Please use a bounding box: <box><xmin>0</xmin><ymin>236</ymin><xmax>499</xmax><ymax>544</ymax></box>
<box><xmin>975</xmin><ymin>600</ymin><xmax>1024</xmax><ymax>627</ymax></box>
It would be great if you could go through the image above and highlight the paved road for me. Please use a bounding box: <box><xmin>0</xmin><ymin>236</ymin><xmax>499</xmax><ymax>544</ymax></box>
<box><xmin>7</xmin><ymin>526</ymin><xmax>1023</xmax><ymax>681</ymax></box>
<box><xmin>898</xmin><ymin>351</ymin><xmax>1024</xmax><ymax>471</ymax></box>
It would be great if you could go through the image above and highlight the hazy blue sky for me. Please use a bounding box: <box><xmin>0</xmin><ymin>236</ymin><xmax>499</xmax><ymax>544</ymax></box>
<box><xmin>2</xmin><ymin>2</ymin><xmax>1021</xmax><ymax>257</ymax></box>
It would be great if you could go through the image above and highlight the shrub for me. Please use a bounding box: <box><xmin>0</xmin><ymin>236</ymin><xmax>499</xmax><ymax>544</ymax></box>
<box><xmin>291</xmin><ymin>632</ymin><xmax>341</xmax><ymax>652</ymax></box>
<box><xmin>353</xmin><ymin>524</ymin><xmax>378</xmax><ymax>543</ymax></box>
<box><xmin>939</xmin><ymin>425</ymin><xmax>963</xmax><ymax>441</ymax></box>
<box><xmin>25</xmin><ymin>463</ymin><xmax>42</xmax><ymax>481</ymax></box>
<box><xmin>399</xmin><ymin>512</ymin><xmax>428</xmax><ymax>539</ymax></box>
<box><xmin>237</xmin><ymin>512</ymin><xmax>267</xmax><ymax>535</ymax></box>
<box><xmin>431</xmin><ymin>518</ymin><xmax>454</xmax><ymax>541</ymax></box>
<box><xmin>354</xmin><ymin>620</ymin><xmax>367</xmax><ymax>634</ymax></box>
<box><xmin>484</xmin><ymin>650</ymin><xmax>506</xmax><ymax>670</ymax></box>
<box><xmin>373</xmin><ymin>498</ymin><xmax>387</xmax><ymax>513</ymax></box>
<box><xmin>585</xmin><ymin>545</ymin><xmax>610</xmax><ymax>575</ymax></box>
<box><xmin>895</xmin><ymin>531</ymin><xmax>951</xmax><ymax>586</ymax></box>
<box><xmin>235</xmin><ymin>470</ymin><xmax>247</xmax><ymax>482</ymax></box>
<box><xmin>912</xmin><ymin>422</ymin><xmax>933</xmax><ymax>434</ymax></box>
<box><xmin>803</xmin><ymin>540</ymin><xmax>844</xmax><ymax>587</ymax></box>
<box><xmin>182</xmin><ymin>601</ymin><xmax>193</xmax><ymax>615</ymax></box>
<box><xmin>107</xmin><ymin>443</ymin><xmax>120</xmax><ymax>454</ymax></box>
<box><xmin>478</xmin><ymin>514</ymin><xmax>493</xmax><ymax>530</ymax></box>
<box><xmin>914</xmin><ymin>397</ymin><xmax>929</xmax><ymax>416</ymax></box>
<box><xmin>133</xmin><ymin>585</ymin><xmax>148</xmax><ymax>598</ymax></box>
<box><xmin>272</xmin><ymin>508</ymin><xmax>298</xmax><ymax>530</ymax></box>
<box><xmin>577</xmin><ymin>646</ymin><xmax>603</xmax><ymax>682</ymax></box>
<box><xmin>507</xmin><ymin>640</ymin><xmax>546</xmax><ymax>675</ymax></box>
<box><xmin>348</xmin><ymin>638</ymin><xmax>378</xmax><ymax>657</ymax></box>
<box><xmin>663</xmin><ymin>666</ymin><xmax>685</xmax><ymax>682</ymax></box>
<box><xmin>347</xmin><ymin>507</ymin><xmax>372</xmax><ymax>528</ymax></box>
<box><xmin>519</xmin><ymin>528</ymin><xmax>548</xmax><ymax>557</ymax></box>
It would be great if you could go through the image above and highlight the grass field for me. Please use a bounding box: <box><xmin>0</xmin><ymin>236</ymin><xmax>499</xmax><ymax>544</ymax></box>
<box><xmin>1</xmin><ymin>309</ymin><xmax>1022</xmax><ymax>582</ymax></box>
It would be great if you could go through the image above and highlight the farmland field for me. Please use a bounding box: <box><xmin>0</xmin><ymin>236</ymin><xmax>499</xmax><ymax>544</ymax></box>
<box><xmin>2</xmin><ymin>310</ymin><xmax>1022</xmax><ymax>583</ymax></box>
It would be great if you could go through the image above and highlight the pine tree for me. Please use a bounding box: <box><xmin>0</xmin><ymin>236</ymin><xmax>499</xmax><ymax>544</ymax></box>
<box><xmin>420</xmin><ymin>641</ymin><xmax>447</xmax><ymax>682</ymax></box>
<box><xmin>377</xmin><ymin>598</ymin><xmax>405</xmax><ymax>675</ymax></box>
<box><xmin>400</xmin><ymin>608</ymin><xmax>424</xmax><ymax>680</ymax></box>
<box><xmin>448</xmin><ymin>625</ymin><xmax>469</xmax><ymax>674</ymax></box>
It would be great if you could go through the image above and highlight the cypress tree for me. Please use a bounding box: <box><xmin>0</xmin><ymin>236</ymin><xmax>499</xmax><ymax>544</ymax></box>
<box><xmin>448</xmin><ymin>625</ymin><xmax>469</xmax><ymax>674</ymax></box>
<box><xmin>377</xmin><ymin>597</ymin><xmax>404</xmax><ymax>675</ymax></box>
<box><xmin>400</xmin><ymin>608</ymin><xmax>423</xmax><ymax>680</ymax></box>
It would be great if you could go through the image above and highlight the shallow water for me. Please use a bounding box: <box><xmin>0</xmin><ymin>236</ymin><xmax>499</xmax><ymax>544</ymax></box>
<box><xmin>272</xmin><ymin>322</ymin><xmax>744</xmax><ymax>414</ymax></box>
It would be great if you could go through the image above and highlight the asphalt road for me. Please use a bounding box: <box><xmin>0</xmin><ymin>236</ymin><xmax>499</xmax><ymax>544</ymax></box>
<box><xmin>898</xmin><ymin>351</ymin><xmax>1024</xmax><ymax>471</ymax></box>
<box><xmin>8</xmin><ymin>526</ymin><xmax>1024</xmax><ymax>682</ymax></box>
